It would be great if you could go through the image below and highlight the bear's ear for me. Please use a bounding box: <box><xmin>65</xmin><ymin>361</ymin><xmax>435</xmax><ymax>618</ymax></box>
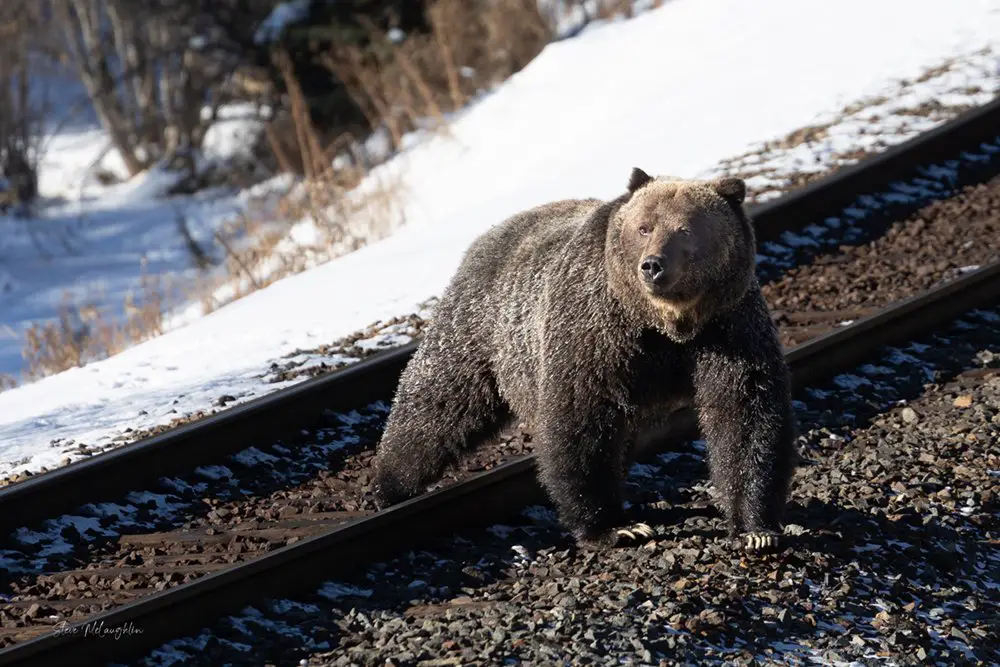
<box><xmin>713</xmin><ymin>177</ymin><xmax>746</xmax><ymax>207</ymax></box>
<box><xmin>627</xmin><ymin>167</ymin><xmax>654</xmax><ymax>193</ymax></box>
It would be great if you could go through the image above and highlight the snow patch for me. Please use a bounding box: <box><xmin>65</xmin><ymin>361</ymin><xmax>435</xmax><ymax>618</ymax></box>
<box><xmin>316</xmin><ymin>582</ymin><xmax>375</xmax><ymax>601</ymax></box>
<box><xmin>2</xmin><ymin>0</ymin><xmax>1000</xmax><ymax>481</ymax></box>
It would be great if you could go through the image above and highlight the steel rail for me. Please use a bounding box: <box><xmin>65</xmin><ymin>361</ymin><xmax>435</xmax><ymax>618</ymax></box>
<box><xmin>1</xmin><ymin>97</ymin><xmax>998</xmax><ymax>538</ymax></box>
<box><xmin>748</xmin><ymin>95</ymin><xmax>1000</xmax><ymax>243</ymax></box>
<box><xmin>4</xmin><ymin>256</ymin><xmax>1000</xmax><ymax>667</ymax></box>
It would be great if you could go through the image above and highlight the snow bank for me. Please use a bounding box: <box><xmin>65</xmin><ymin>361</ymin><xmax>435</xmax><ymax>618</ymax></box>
<box><xmin>1</xmin><ymin>0</ymin><xmax>998</xmax><ymax>475</ymax></box>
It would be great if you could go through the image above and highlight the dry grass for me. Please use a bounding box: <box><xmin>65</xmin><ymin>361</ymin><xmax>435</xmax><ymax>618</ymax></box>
<box><xmin>140</xmin><ymin>0</ymin><xmax>653</xmax><ymax>339</ymax></box>
<box><xmin>322</xmin><ymin>0</ymin><xmax>552</xmax><ymax>154</ymax></box>
<box><xmin>197</xmin><ymin>0</ymin><xmax>558</xmax><ymax>309</ymax></box>
<box><xmin>21</xmin><ymin>271</ymin><xmax>178</xmax><ymax>382</ymax></box>
<box><xmin>192</xmin><ymin>51</ymin><xmax>408</xmax><ymax>317</ymax></box>
<box><xmin>11</xmin><ymin>0</ymin><xmax>650</xmax><ymax>387</ymax></box>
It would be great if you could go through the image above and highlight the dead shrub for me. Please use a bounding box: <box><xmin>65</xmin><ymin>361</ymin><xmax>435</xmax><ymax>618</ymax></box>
<box><xmin>9</xmin><ymin>0</ymin><xmax>654</xmax><ymax>385</ymax></box>
<box><xmin>22</xmin><ymin>272</ymin><xmax>177</xmax><ymax>381</ymax></box>
<box><xmin>16</xmin><ymin>0</ymin><xmax>649</xmax><ymax>383</ymax></box>
<box><xmin>209</xmin><ymin>0</ymin><xmax>651</xmax><ymax>312</ymax></box>
<box><xmin>190</xmin><ymin>49</ymin><xmax>407</xmax><ymax>316</ymax></box>
<box><xmin>597</xmin><ymin>0</ymin><xmax>636</xmax><ymax>20</ymax></box>
<box><xmin>322</xmin><ymin>0</ymin><xmax>552</xmax><ymax>154</ymax></box>
<box><xmin>198</xmin><ymin>150</ymin><xmax>405</xmax><ymax>317</ymax></box>
<box><xmin>49</xmin><ymin>1</ymin><xmax>269</xmax><ymax>178</ymax></box>
<box><xmin>0</xmin><ymin>3</ymin><xmax>47</xmax><ymax>212</ymax></box>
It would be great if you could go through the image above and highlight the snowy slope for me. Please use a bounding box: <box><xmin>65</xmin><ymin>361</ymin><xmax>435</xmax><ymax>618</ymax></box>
<box><xmin>1</xmin><ymin>0</ymin><xmax>999</xmax><ymax>476</ymax></box>
<box><xmin>0</xmin><ymin>101</ymin><xmax>268</xmax><ymax>378</ymax></box>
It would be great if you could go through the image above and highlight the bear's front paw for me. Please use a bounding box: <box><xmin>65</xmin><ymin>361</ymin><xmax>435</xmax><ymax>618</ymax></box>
<box><xmin>741</xmin><ymin>531</ymin><xmax>781</xmax><ymax>554</ymax></box>
<box><xmin>616</xmin><ymin>522</ymin><xmax>656</xmax><ymax>543</ymax></box>
<box><xmin>371</xmin><ymin>468</ymin><xmax>416</xmax><ymax>510</ymax></box>
<box><xmin>578</xmin><ymin>522</ymin><xmax>656</xmax><ymax>549</ymax></box>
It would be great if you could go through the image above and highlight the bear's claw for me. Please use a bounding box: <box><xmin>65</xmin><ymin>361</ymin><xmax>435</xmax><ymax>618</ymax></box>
<box><xmin>743</xmin><ymin>531</ymin><xmax>780</xmax><ymax>554</ymax></box>
<box><xmin>615</xmin><ymin>522</ymin><xmax>655</xmax><ymax>543</ymax></box>
<box><xmin>577</xmin><ymin>522</ymin><xmax>656</xmax><ymax>549</ymax></box>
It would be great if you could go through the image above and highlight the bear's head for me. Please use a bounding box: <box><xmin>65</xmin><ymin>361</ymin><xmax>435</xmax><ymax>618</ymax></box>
<box><xmin>605</xmin><ymin>167</ymin><xmax>756</xmax><ymax>342</ymax></box>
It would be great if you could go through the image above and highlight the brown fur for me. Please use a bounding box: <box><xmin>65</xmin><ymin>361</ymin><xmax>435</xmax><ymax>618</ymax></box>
<box><xmin>606</xmin><ymin>170</ymin><xmax>755</xmax><ymax>342</ymax></box>
<box><xmin>372</xmin><ymin>167</ymin><xmax>796</xmax><ymax>551</ymax></box>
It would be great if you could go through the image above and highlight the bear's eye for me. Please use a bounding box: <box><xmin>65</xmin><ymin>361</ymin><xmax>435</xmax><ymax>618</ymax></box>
<box><xmin>638</xmin><ymin>225</ymin><xmax>651</xmax><ymax>236</ymax></box>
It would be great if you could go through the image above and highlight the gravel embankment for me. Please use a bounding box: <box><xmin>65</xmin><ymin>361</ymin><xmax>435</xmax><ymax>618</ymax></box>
<box><xmin>138</xmin><ymin>303</ymin><xmax>1000</xmax><ymax>667</ymax></box>
<box><xmin>764</xmin><ymin>175</ymin><xmax>1000</xmax><ymax>347</ymax></box>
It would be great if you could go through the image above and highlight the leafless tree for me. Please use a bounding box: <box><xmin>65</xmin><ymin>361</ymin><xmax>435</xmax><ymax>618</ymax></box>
<box><xmin>49</xmin><ymin>0</ymin><xmax>268</xmax><ymax>177</ymax></box>
<box><xmin>0</xmin><ymin>1</ymin><xmax>50</xmax><ymax>210</ymax></box>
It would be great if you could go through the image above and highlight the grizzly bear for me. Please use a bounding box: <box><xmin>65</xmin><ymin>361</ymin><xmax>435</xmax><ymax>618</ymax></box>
<box><xmin>371</xmin><ymin>168</ymin><xmax>797</xmax><ymax>553</ymax></box>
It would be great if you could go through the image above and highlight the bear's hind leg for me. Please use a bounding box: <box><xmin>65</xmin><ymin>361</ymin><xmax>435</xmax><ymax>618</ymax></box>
<box><xmin>372</xmin><ymin>345</ymin><xmax>510</xmax><ymax>509</ymax></box>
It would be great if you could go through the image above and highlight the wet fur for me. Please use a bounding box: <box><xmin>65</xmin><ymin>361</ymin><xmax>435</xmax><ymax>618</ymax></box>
<box><xmin>372</xmin><ymin>169</ymin><xmax>797</xmax><ymax>548</ymax></box>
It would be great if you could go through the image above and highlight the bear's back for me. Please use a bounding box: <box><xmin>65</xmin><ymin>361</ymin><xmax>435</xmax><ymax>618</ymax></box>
<box><xmin>471</xmin><ymin>199</ymin><xmax>603</xmax><ymax>272</ymax></box>
<box><xmin>450</xmin><ymin>198</ymin><xmax>604</xmax><ymax>305</ymax></box>
<box><xmin>449</xmin><ymin>198</ymin><xmax>607</xmax><ymax>417</ymax></box>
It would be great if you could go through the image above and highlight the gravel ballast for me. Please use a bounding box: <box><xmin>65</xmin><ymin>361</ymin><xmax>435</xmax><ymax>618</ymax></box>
<box><xmin>763</xmin><ymin>173</ymin><xmax>1000</xmax><ymax>348</ymax></box>
<box><xmin>135</xmin><ymin>303</ymin><xmax>1000</xmax><ymax>667</ymax></box>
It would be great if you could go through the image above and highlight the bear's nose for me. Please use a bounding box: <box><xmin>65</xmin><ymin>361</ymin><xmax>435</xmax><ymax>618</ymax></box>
<box><xmin>640</xmin><ymin>255</ymin><xmax>666</xmax><ymax>284</ymax></box>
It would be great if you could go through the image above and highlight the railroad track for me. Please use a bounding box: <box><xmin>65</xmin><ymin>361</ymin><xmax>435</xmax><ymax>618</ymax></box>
<box><xmin>1</xmin><ymin>98</ymin><xmax>999</xmax><ymax>666</ymax></box>
<box><xmin>172</xmin><ymin>293</ymin><xmax>1000</xmax><ymax>667</ymax></box>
